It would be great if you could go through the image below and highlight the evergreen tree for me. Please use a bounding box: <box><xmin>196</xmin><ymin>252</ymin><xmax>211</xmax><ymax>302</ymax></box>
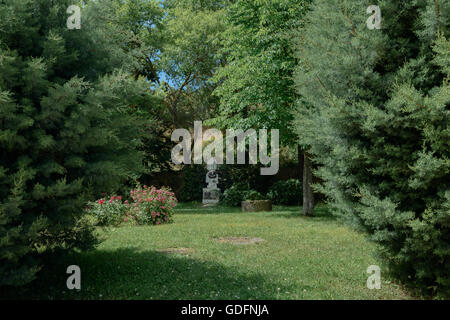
<box><xmin>293</xmin><ymin>0</ymin><xmax>449</xmax><ymax>296</ymax></box>
<box><xmin>0</xmin><ymin>0</ymin><xmax>156</xmax><ymax>286</ymax></box>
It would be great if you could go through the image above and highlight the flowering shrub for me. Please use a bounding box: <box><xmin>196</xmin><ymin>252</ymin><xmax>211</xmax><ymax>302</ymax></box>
<box><xmin>87</xmin><ymin>196</ymin><xmax>128</xmax><ymax>226</ymax></box>
<box><xmin>130</xmin><ymin>185</ymin><xmax>177</xmax><ymax>225</ymax></box>
<box><xmin>86</xmin><ymin>186</ymin><xmax>177</xmax><ymax>227</ymax></box>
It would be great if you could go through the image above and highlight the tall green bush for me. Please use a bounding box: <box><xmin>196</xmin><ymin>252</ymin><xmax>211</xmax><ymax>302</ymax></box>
<box><xmin>0</xmin><ymin>0</ymin><xmax>156</xmax><ymax>286</ymax></box>
<box><xmin>221</xmin><ymin>182</ymin><xmax>252</xmax><ymax>207</ymax></box>
<box><xmin>267</xmin><ymin>179</ymin><xmax>302</xmax><ymax>205</ymax></box>
<box><xmin>293</xmin><ymin>0</ymin><xmax>449</xmax><ymax>296</ymax></box>
<box><xmin>216</xmin><ymin>164</ymin><xmax>264</xmax><ymax>192</ymax></box>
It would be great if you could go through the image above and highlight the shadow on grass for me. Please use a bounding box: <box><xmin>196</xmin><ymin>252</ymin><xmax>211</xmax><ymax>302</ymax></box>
<box><xmin>175</xmin><ymin>202</ymin><xmax>336</xmax><ymax>222</ymax></box>
<box><xmin>175</xmin><ymin>202</ymin><xmax>241</xmax><ymax>214</ymax></box>
<box><xmin>2</xmin><ymin>247</ymin><xmax>295</xmax><ymax>300</ymax></box>
<box><xmin>270</xmin><ymin>204</ymin><xmax>336</xmax><ymax>221</ymax></box>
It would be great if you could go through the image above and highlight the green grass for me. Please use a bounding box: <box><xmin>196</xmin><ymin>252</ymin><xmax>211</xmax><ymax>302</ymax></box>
<box><xmin>4</xmin><ymin>203</ymin><xmax>413</xmax><ymax>300</ymax></box>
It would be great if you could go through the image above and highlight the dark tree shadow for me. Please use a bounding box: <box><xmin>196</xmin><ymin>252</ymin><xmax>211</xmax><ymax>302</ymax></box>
<box><xmin>269</xmin><ymin>205</ymin><xmax>336</xmax><ymax>221</ymax></box>
<box><xmin>175</xmin><ymin>202</ymin><xmax>242</xmax><ymax>214</ymax></box>
<box><xmin>174</xmin><ymin>203</ymin><xmax>336</xmax><ymax>221</ymax></box>
<box><xmin>2</xmin><ymin>247</ymin><xmax>296</xmax><ymax>300</ymax></box>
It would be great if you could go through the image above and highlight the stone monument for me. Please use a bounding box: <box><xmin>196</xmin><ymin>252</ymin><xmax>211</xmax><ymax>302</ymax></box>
<box><xmin>202</xmin><ymin>159</ymin><xmax>221</xmax><ymax>205</ymax></box>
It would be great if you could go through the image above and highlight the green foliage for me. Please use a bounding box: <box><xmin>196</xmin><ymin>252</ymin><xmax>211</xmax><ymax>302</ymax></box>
<box><xmin>221</xmin><ymin>183</ymin><xmax>266</xmax><ymax>206</ymax></box>
<box><xmin>87</xmin><ymin>196</ymin><xmax>128</xmax><ymax>227</ymax></box>
<box><xmin>216</xmin><ymin>164</ymin><xmax>263</xmax><ymax>192</ymax></box>
<box><xmin>159</xmin><ymin>6</ymin><xmax>225</xmax><ymax>87</ymax></box>
<box><xmin>164</xmin><ymin>0</ymin><xmax>229</xmax><ymax>12</ymax></box>
<box><xmin>0</xmin><ymin>0</ymin><xmax>156</xmax><ymax>286</ymax></box>
<box><xmin>156</xmin><ymin>4</ymin><xmax>226</xmax><ymax>127</ymax></box>
<box><xmin>221</xmin><ymin>183</ymin><xmax>252</xmax><ymax>207</ymax></box>
<box><xmin>267</xmin><ymin>179</ymin><xmax>302</xmax><ymax>205</ymax></box>
<box><xmin>244</xmin><ymin>190</ymin><xmax>265</xmax><ymax>201</ymax></box>
<box><xmin>179</xmin><ymin>165</ymin><xmax>207</xmax><ymax>202</ymax></box>
<box><xmin>113</xmin><ymin>0</ymin><xmax>228</xmax><ymax>175</ymax></box>
<box><xmin>293</xmin><ymin>0</ymin><xmax>449</xmax><ymax>296</ymax></box>
<box><xmin>211</xmin><ymin>0</ymin><xmax>311</xmax><ymax>146</ymax></box>
<box><xmin>118</xmin><ymin>0</ymin><xmax>228</xmax><ymax>130</ymax></box>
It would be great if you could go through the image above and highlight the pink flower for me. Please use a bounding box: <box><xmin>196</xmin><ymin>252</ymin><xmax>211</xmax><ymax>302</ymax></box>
<box><xmin>98</xmin><ymin>200</ymin><xmax>105</xmax><ymax>205</ymax></box>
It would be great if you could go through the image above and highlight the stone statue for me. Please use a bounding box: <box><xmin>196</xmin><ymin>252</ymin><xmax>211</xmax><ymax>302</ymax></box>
<box><xmin>206</xmin><ymin>161</ymin><xmax>218</xmax><ymax>189</ymax></box>
<box><xmin>202</xmin><ymin>159</ymin><xmax>221</xmax><ymax>205</ymax></box>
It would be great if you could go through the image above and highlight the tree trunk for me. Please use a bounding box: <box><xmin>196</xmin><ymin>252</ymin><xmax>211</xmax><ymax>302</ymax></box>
<box><xmin>302</xmin><ymin>151</ymin><xmax>314</xmax><ymax>216</ymax></box>
<box><xmin>297</xmin><ymin>145</ymin><xmax>304</xmax><ymax>183</ymax></box>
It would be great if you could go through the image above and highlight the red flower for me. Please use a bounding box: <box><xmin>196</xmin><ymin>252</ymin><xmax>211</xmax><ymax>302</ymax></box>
<box><xmin>98</xmin><ymin>200</ymin><xmax>105</xmax><ymax>205</ymax></box>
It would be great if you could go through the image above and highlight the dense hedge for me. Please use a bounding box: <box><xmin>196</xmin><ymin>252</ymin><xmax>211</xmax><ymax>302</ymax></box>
<box><xmin>267</xmin><ymin>179</ymin><xmax>302</xmax><ymax>205</ymax></box>
<box><xmin>220</xmin><ymin>182</ymin><xmax>252</xmax><ymax>206</ymax></box>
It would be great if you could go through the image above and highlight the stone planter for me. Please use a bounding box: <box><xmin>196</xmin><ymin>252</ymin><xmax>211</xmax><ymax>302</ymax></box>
<box><xmin>241</xmin><ymin>200</ymin><xmax>272</xmax><ymax>212</ymax></box>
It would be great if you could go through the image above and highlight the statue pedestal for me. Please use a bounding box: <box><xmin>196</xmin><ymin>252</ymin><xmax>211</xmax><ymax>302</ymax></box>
<box><xmin>202</xmin><ymin>188</ymin><xmax>220</xmax><ymax>205</ymax></box>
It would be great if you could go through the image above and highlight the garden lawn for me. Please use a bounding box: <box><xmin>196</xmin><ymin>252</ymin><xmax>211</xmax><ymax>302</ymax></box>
<box><xmin>5</xmin><ymin>204</ymin><xmax>413</xmax><ymax>300</ymax></box>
